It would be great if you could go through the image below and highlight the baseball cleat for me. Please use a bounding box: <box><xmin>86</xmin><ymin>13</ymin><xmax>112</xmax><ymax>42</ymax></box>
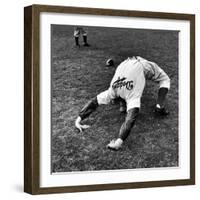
<box><xmin>154</xmin><ymin>107</ymin><xmax>169</xmax><ymax>116</ymax></box>
<box><xmin>107</xmin><ymin>139</ymin><xmax>122</xmax><ymax>150</ymax></box>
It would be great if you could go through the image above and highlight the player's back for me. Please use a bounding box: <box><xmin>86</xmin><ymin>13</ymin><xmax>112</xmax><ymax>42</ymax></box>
<box><xmin>112</xmin><ymin>57</ymin><xmax>143</xmax><ymax>81</ymax></box>
<box><xmin>135</xmin><ymin>56</ymin><xmax>166</xmax><ymax>81</ymax></box>
<box><xmin>110</xmin><ymin>57</ymin><xmax>145</xmax><ymax>100</ymax></box>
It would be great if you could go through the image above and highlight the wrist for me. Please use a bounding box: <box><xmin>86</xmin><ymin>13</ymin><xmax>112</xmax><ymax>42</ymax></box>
<box><xmin>75</xmin><ymin>116</ymin><xmax>82</xmax><ymax>125</ymax></box>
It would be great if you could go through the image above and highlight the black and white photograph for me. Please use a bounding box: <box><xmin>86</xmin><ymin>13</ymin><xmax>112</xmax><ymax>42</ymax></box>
<box><xmin>24</xmin><ymin>4</ymin><xmax>195</xmax><ymax>194</ymax></box>
<box><xmin>51</xmin><ymin>24</ymin><xmax>179</xmax><ymax>173</ymax></box>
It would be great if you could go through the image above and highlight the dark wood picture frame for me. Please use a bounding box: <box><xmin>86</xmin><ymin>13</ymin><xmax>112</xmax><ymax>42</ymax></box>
<box><xmin>24</xmin><ymin>4</ymin><xmax>195</xmax><ymax>195</ymax></box>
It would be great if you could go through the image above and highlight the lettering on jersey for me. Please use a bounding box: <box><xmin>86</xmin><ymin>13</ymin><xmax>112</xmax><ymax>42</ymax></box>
<box><xmin>112</xmin><ymin>77</ymin><xmax>133</xmax><ymax>90</ymax></box>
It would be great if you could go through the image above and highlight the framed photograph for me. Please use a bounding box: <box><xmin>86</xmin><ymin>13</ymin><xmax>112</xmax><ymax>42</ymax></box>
<box><xmin>24</xmin><ymin>4</ymin><xmax>195</xmax><ymax>194</ymax></box>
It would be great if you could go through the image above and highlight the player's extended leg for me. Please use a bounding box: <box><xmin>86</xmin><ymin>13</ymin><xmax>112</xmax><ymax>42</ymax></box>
<box><xmin>107</xmin><ymin>107</ymin><xmax>139</xmax><ymax>150</ymax></box>
<box><xmin>155</xmin><ymin>87</ymin><xmax>169</xmax><ymax>116</ymax></box>
<box><xmin>75</xmin><ymin>89</ymin><xmax>115</xmax><ymax>132</ymax></box>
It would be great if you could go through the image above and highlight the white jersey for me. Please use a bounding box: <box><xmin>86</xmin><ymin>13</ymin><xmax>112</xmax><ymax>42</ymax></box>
<box><xmin>97</xmin><ymin>56</ymin><xmax>170</xmax><ymax>111</ymax></box>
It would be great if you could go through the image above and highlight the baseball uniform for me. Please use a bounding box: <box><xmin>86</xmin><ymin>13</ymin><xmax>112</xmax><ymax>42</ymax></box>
<box><xmin>97</xmin><ymin>56</ymin><xmax>170</xmax><ymax>111</ymax></box>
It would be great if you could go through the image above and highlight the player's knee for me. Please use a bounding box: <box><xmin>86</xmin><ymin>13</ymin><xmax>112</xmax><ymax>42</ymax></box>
<box><xmin>160</xmin><ymin>76</ymin><xmax>170</xmax><ymax>90</ymax></box>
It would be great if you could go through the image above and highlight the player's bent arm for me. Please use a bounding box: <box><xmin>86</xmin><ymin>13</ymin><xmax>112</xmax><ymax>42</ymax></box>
<box><xmin>119</xmin><ymin>107</ymin><xmax>139</xmax><ymax>141</ymax></box>
<box><xmin>75</xmin><ymin>116</ymin><xmax>90</xmax><ymax>132</ymax></box>
<box><xmin>75</xmin><ymin>97</ymin><xmax>99</xmax><ymax>132</ymax></box>
<box><xmin>107</xmin><ymin>107</ymin><xmax>140</xmax><ymax>150</ymax></box>
<box><xmin>79</xmin><ymin>97</ymin><xmax>99</xmax><ymax>120</ymax></box>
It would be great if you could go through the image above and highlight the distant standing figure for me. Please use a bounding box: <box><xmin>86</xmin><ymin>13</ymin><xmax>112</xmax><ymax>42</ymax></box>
<box><xmin>74</xmin><ymin>27</ymin><xmax>90</xmax><ymax>47</ymax></box>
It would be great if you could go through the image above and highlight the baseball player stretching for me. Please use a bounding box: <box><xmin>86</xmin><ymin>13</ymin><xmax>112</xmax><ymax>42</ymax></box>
<box><xmin>75</xmin><ymin>56</ymin><xmax>170</xmax><ymax>150</ymax></box>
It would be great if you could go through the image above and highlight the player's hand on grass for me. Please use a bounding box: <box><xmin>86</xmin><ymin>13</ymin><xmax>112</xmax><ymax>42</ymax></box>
<box><xmin>75</xmin><ymin>116</ymin><xmax>90</xmax><ymax>132</ymax></box>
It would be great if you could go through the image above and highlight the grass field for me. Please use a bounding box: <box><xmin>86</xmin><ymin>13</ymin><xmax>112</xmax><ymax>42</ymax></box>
<box><xmin>51</xmin><ymin>25</ymin><xmax>179</xmax><ymax>172</ymax></box>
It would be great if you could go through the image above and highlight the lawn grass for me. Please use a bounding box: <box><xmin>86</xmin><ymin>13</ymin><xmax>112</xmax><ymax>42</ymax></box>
<box><xmin>51</xmin><ymin>25</ymin><xmax>178</xmax><ymax>172</ymax></box>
